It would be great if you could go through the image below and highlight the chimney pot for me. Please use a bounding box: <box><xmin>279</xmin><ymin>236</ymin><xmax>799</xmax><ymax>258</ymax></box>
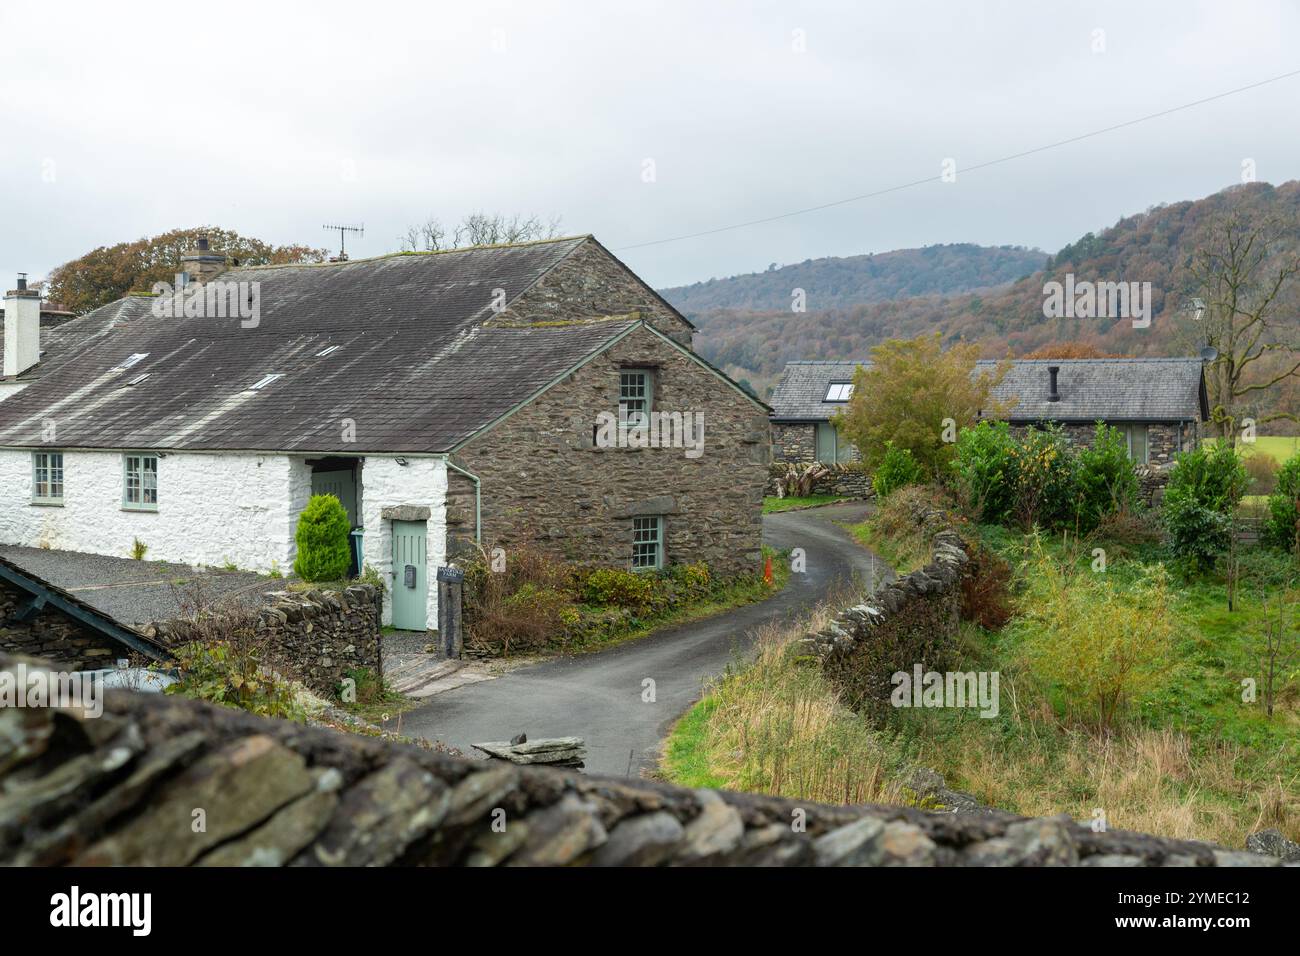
<box><xmin>1047</xmin><ymin>365</ymin><xmax>1061</xmax><ymax>402</ymax></box>
<box><xmin>197</xmin><ymin>236</ymin><xmax>210</xmax><ymax>252</ymax></box>
<box><xmin>15</xmin><ymin>273</ymin><xmax>26</xmax><ymax>292</ymax></box>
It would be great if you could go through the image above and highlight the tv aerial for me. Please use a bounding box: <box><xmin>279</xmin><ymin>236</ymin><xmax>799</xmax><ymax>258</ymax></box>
<box><xmin>323</xmin><ymin>223</ymin><xmax>364</xmax><ymax>261</ymax></box>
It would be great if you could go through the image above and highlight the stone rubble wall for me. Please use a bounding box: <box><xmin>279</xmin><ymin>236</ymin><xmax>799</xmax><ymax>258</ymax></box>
<box><xmin>0</xmin><ymin>579</ymin><xmax>123</xmax><ymax>670</ymax></box>
<box><xmin>146</xmin><ymin>584</ymin><xmax>383</xmax><ymax>696</ymax></box>
<box><xmin>454</xmin><ymin>323</ymin><xmax>770</xmax><ymax>578</ymax></box>
<box><xmin>803</xmin><ymin>501</ymin><xmax>967</xmax><ymax>719</ymax></box>
<box><xmin>765</xmin><ymin>461</ymin><xmax>874</xmax><ymax>498</ymax></box>
<box><xmin>0</xmin><ymin>649</ymin><xmax>1283</xmax><ymax>867</ymax></box>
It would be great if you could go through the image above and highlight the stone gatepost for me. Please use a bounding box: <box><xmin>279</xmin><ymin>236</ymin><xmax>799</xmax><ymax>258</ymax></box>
<box><xmin>437</xmin><ymin>566</ymin><xmax>464</xmax><ymax>658</ymax></box>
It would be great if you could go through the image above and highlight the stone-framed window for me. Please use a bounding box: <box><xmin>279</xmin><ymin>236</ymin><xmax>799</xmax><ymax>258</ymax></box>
<box><xmin>815</xmin><ymin>422</ymin><xmax>853</xmax><ymax>465</ymax></box>
<box><xmin>32</xmin><ymin>451</ymin><xmax>64</xmax><ymax>505</ymax></box>
<box><xmin>123</xmin><ymin>453</ymin><xmax>159</xmax><ymax>511</ymax></box>
<box><xmin>631</xmin><ymin>515</ymin><xmax>663</xmax><ymax>570</ymax></box>
<box><xmin>1124</xmin><ymin>425</ymin><xmax>1149</xmax><ymax>464</ymax></box>
<box><xmin>619</xmin><ymin>368</ymin><xmax>653</xmax><ymax>427</ymax></box>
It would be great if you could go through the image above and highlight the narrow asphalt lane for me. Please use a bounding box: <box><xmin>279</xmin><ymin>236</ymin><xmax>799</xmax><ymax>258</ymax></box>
<box><xmin>389</xmin><ymin>502</ymin><xmax>892</xmax><ymax>776</ymax></box>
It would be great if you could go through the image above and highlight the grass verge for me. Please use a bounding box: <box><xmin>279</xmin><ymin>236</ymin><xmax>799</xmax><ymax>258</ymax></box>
<box><xmin>661</xmin><ymin>528</ymin><xmax>1300</xmax><ymax>847</ymax></box>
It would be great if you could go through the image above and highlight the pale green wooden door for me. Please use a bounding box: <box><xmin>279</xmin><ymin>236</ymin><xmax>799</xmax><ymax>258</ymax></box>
<box><xmin>391</xmin><ymin>520</ymin><xmax>428</xmax><ymax>630</ymax></box>
<box><xmin>311</xmin><ymin>468</ymin><xmax>358</xmax><ymax>526</ymax></box>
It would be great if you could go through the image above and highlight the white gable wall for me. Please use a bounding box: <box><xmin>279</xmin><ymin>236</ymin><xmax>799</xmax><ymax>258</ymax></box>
<box><xmin>360</xmin><ymin>456</ymin><xmax>448</xmax><ymax>628</ymax></box>
<box><xmin>0</xmin><ymin>449</ymin><xmax>301</xmax><ymax>571</ymax></box>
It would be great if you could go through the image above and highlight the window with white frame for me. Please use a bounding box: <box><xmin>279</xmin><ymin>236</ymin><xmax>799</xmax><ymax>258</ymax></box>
<box><xmin>631</xmin><ymin>516</ymin><xmax>663</xmax><ymax>570</ymax></box>
<box><xmin>32</xmin><ymin>451</ymin><xmax>64</xmax><ymax>504</ymax></box>
<box><xmin>619</xmin><ymin>368</ymin><xmax>653</xmax><ymax>426</ymax></box>
<box><xmin>123</xmin><ymin>453</ymin><xmax>158</xmax><ymax>510</ymax></box>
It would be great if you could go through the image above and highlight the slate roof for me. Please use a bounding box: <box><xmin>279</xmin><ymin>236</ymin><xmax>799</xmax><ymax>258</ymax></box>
<box><xmin>769</xmin><ymin>358</ymin><xmax>1209</xmax><ymax>423</ymax></box>
<box><xmin>768</xmin><ymin>360</ymin><xmax>871</xmax><ymax>421</ymax></box>
<box><xmin>0</xmin><ymin>237</ymin><xmax>662</xmax><ymax>453</ymax></box>
<box><xmin>978</xmin><ymin>358</ymin><xmax>1209</xmax><ymax>423</ymax></box>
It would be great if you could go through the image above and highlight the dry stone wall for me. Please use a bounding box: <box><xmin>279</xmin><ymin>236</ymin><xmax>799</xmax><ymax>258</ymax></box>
<box><xmin>147</xmin><ymin>584</ymin><xmax>383</xmax><ymax>695</ymax></box>
<box><xmin>0</xmin><ymin>649</ymin><xmax>1284</xmax><ymax>867</ymax></box>
<box><xmin>803</xmin><ymin>501</ymin><xmax>967</xmax><ymax>718</ymax></box>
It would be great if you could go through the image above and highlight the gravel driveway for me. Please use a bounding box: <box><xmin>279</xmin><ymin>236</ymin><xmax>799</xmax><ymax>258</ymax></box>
<box><xmin>0</xmin><ymin>545</ymin><xmax>276</xmax><ymax>627</ymax></box>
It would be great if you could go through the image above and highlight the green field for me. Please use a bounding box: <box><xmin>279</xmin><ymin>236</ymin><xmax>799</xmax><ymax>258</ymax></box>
<box><xmin>1204</xmin><ymin>435</ymin><xmax>1300</xmax><ymax>464</ymax></box>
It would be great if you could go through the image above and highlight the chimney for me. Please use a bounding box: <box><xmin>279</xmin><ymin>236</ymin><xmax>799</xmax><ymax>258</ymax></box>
<box><xmin>4</xmin><ymin>273</ymin><xmax>41</xmax><ymax>377</ymax></box>
<box><xmin>1047</xmin><ymin>365</ymin><xmax>1061</xmax><ymax>402</ymax></box>
<box><xmin>180</xmin><ymin>235</ymin><xmax>228</xmax><ymax>284</ymax></box>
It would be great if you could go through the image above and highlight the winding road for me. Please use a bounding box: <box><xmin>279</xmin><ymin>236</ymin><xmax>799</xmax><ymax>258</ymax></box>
<box><xmin>389</xmin><ymin>502</ymin><xmax>891</xmax><ymax>775</ymax></box>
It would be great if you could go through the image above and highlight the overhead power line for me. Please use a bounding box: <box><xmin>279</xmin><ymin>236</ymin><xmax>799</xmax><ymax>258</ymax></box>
<box><xmin>614</xmin><ymin>66</ymin><xmax>1300</xmax><ymax>252</ymax></box>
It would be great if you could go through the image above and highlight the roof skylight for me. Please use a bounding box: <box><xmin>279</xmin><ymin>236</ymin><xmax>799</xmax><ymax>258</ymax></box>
<box><xmin>824</xmin><ymin>382</ymin><xmax>854</xmax><ymax>402</ymax></box>
<box><xmin>249</xmin><ymin>374</ymin><xmax>283</xmax><ymax>390</ymax></box>
<box><xmin>117</xmin><ymin>353</ymin><xmax>149</xmax><ymax>370</ymax></box>
<box><xmin>316</xmin><ymin>345</ymin><xmax>341</xmax><ymax>357</ymax></box>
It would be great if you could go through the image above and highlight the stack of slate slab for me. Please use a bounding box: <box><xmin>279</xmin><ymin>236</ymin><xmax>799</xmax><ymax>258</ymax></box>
<box><xmin>472</xmin><ymin>736</ymin><xmax>586</xmax><ymax>770</ymax></box>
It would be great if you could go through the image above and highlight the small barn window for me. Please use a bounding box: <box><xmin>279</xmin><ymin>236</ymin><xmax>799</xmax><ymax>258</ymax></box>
<box><xmin>123</xmin><ymin>453</ymin><xmax>158</xmax><ymax>510</ymax></box>
<box><xmin>1125</xmin><ymin>425</ymin><xmax>1149</xmax><ymax>464</ymax></box>
<box><xmin>631</xmin><ymin>516</ymin><xmax>663</xmax><ymax>570</ymax></box>
<box><xmin>619</xmin><ymin>369</ymin><xmax>653</xmax><ymax>427</ymax></box>
<box><xmin>32</xmin><ymin>451</ymin><xmax>64</xmax><ymax>504</ymax></box>
<box><xmin>816</xmin><ymin>422</ymin><xmax>853</xmax><ymax>465</ymax></box>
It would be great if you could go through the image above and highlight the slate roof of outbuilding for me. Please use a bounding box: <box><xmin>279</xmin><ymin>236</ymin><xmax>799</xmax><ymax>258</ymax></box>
<box><xmin>0</xmin><ymin>237</ymin><xmax>663</xmax><ymax>453</ymax></box>
<box><xmin>768</xmin><ymin>360</ymin><xmax>871</xmax><ymax>421</ymax></box>
<box><xmin>0</xmin><ymin>554</ymin><xmax>170</xmax><ymax>662</ymax></box>
<box><xmin>978</xmin><ymin>358</ymin><xmax>1209</xmax><ymax>423</ymax></box>
<box><xmin>769</xmin><ymin>357</ymin><xmax>1209</xmax><ymax>423</ymax></box>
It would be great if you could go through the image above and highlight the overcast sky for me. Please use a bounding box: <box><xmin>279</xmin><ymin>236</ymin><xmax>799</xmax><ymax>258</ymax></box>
<box><xmin>1</xmin><ymin>0</ymin><xmax>1296</xmax><ymax>292</ymax></box>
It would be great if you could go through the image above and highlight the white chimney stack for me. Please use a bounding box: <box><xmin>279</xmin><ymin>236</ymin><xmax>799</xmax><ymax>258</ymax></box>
<box><xmin>3</xmin><ymin>274</ymin><xmax>41</xmax><ymax>378</ymax></box>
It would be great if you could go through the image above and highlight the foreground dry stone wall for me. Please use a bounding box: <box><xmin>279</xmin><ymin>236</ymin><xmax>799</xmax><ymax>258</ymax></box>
<box><xmin>0</xmin><ymin>650</ymin><xmax>1285</xmax><ymax>866</ymax></box>
<box><xmin>805</xmin><ymin>501</ymin><xmax>967</xmax><ymax>717</ymax></box>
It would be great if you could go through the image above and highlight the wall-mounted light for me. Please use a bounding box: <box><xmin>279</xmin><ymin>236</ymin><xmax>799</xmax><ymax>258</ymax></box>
<box><xmin>395</xmin><ymin>457</ymin><xmax>408</xmax><ymax>466</ymax></box>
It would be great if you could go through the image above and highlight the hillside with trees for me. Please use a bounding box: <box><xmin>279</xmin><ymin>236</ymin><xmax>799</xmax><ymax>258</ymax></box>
<box><xmin>660</xmin><ymin>242</ymin><xmax>1046</xmax><ymax>313</ymax></box>
<box><xmin>680</xmin><ymin>182</ymin><xmax>1300</xmax><ymax>425</ymax></box>
<box><xmin>42</xmin><ymin>227</ymin><xmax>329</xmax><ymax>315</ymax></box>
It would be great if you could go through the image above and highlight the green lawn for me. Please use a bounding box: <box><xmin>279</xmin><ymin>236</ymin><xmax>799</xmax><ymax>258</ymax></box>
<box><xmin>762</xmin><ymin>494</ymin><xmax>848</xmax><ymax>513</ymax></box>
<box><xmin>1204</xmin><ymin>434</ymin><xmax>1300</xmax><ymax>465</ymax></box>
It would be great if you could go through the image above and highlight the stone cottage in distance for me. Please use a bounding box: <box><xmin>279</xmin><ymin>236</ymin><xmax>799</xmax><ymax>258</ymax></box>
<box><xmin>0</xmin><ymin>236</ymin><xmax>770</xmax><ymax>632</ymax></box>
<box><xmin>771</xmin><ymin>357</ymin><xmax>1210</xmax><ymax>467</ymax></box>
